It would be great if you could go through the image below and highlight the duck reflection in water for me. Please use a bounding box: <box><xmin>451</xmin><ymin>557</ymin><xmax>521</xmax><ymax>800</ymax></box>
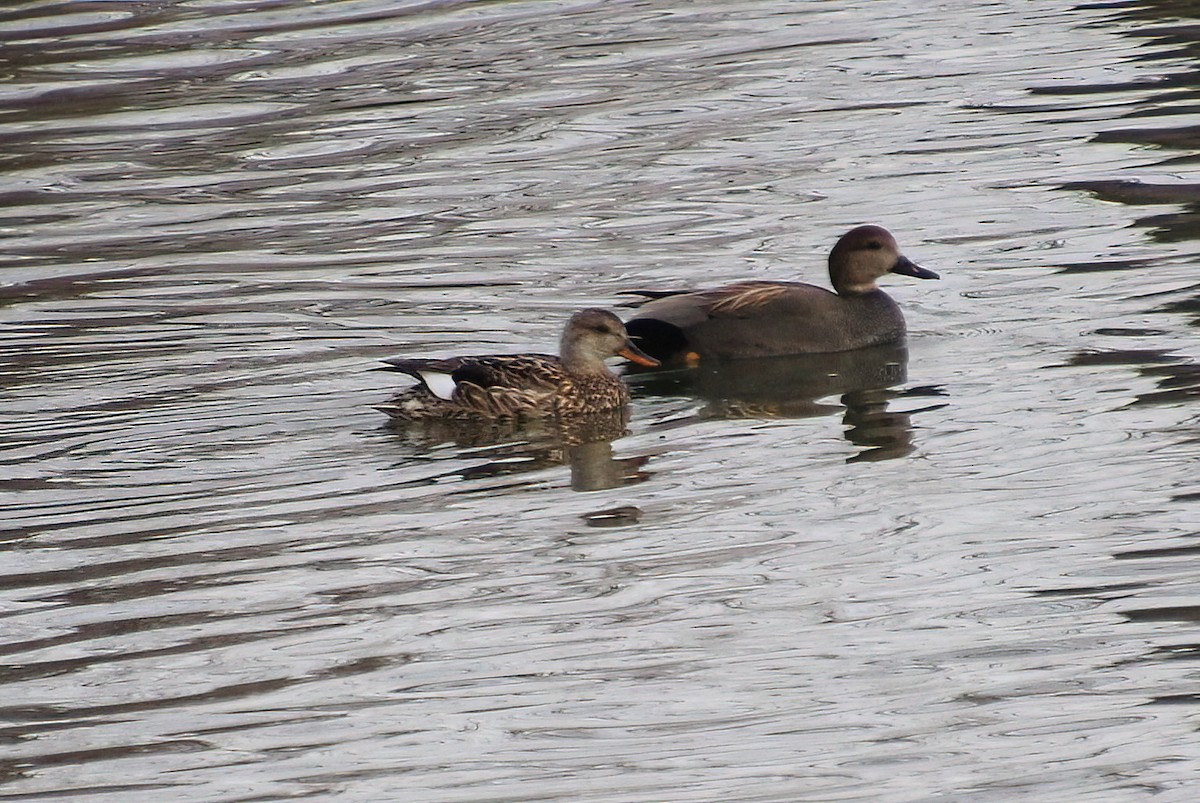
<box><xmin>629</xmin><ymin>343</ymin><xmax>946</xmax><ymax>462</ymax></box>
<box><xmin>385</xmin><ymin>407</ymin><xmax>650</xmax><ymax>492</ymax></box>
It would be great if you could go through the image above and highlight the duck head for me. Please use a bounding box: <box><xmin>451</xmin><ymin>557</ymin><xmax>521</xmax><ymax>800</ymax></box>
<box><xmin>828</xmin><ymin>225</ymin><xmax>939</xmax><ymax>295</ymax></box>
<box><xmin>561</xmin><ymin>308</ymin><xmax>660</xmax><ymax>372</ymax></box>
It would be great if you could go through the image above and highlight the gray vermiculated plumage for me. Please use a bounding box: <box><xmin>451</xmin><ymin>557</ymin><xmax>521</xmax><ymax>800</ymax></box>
<box><xmin>625</xmin><ymin>225</ymin><xmax>938</xmax><ymax>362</ymax></box>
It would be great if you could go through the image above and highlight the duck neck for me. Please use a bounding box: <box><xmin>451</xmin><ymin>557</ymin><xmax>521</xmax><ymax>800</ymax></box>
<box><xmin>829</xmin><ymin>254</ymin><xmax>881</xmax><ymax>296</ymax></box>
<box><xmin>832</xmin><ymin>278</ymin><xmax>880</xmax><ymax>296</ymax></box>
<box><xmin>559</xmin><ymin>340</ymin><xmax>610</xmax><ymax>376</ymax></box>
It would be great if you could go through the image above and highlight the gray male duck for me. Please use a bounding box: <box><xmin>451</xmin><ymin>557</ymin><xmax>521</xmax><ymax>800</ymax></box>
<box><xmin>624</xmin><ymin>225</ymin><xmax>938</xmax><ymax>364</ymax></box>
<box><xmin>378</xmin><ymin>308</ymin><xmax>659</xmax><ymax>421</ymax></box>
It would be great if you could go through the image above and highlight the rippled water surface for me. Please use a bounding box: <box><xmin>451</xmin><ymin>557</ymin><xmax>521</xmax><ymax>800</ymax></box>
<box><xmin>4</xmin><ymin>0</ymin><xmax>1200</xmax><ymax>800</ymax></box>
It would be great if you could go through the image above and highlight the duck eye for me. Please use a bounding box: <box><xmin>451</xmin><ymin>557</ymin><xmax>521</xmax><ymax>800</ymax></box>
<box><xmin>866</xmin><ymin>241</ymin><xmax>883</xmax><ymax>250</ymax></box>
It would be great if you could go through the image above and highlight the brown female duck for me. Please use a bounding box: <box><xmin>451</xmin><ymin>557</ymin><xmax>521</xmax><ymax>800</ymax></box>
<box><xmin>377</xmin><ymin>308</ymin><xmax>659</xmax><ymax>421</ymax></box>
<box><xmin>624</xmin><ymin>225</ymin><xmax>939</xmax><ymax>364</ymax></box>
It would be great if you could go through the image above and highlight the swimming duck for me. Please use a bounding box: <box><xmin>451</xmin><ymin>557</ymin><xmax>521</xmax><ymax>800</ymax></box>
<box><xmin>377</xmin><ymin>308</ymin><xmax>659</xmax><ymax>421</ymax></box>
<box><xmin>624</xmin><ymin>225</ymin><xmax>938</xmax><ymax>363</ymax></box>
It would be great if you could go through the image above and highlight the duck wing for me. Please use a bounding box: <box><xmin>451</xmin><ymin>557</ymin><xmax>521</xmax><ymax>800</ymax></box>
<box><xmin>380</xmin><ymin>354</ymin><xmax>564</xmax><ymax>395</ymax></box>
<box><xmin>704</xmin><ymin>282</ymin><xmax>809</xmax><ymax>317</ymax></box>
<box><xmin>630</xmin><ymin>282</ymin><xmax>823</xmax><ymax>325</ymax></box>
<box><xmin>448</xmin><ymin>354</ymin><xmax>564</xmax><ymax>391</ymax></box>
<box><xmin>451</xmin><ymin>381</ymin><xmax>553</xmax><ymax>417</ymax></box>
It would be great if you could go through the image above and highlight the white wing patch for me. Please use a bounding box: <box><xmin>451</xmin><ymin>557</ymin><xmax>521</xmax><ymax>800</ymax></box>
<box><xmin>419</xmin><ymin>370</ymin><xmax>458</xmax><ymax>400</ymax></box>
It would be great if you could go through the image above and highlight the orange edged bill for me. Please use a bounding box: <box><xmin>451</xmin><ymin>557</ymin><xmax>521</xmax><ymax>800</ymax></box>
<box><xmin>619</xmin><ymin>340</ymin><xmax>660</xmax><ymax>367</ymax></box>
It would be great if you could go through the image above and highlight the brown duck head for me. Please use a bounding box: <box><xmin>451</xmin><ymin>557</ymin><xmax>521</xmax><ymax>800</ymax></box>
<box><xmin>828</xmin><ymin>225</ymin><xmax>939</xmax><ymax>296</ymax></box>
<box><xmin>560</xmin><ymin>308</ymin><xmax>660</xmax><ymax>372</ymax></box>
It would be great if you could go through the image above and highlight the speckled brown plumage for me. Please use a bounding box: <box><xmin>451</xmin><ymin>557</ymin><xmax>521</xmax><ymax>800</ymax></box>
<box><xmin>377</xmin><ymin>308</ymin><xmax>658</xmax><ymax>422</ymax></box>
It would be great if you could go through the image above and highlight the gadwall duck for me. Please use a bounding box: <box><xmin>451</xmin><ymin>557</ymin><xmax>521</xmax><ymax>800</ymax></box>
<box><xmin>377</xmin><ymin>308</ymin><xmax>659</xmax><ymax>421</ymax></box>
<box><xmin>624</xmin><ymin>225</ymin><xmax>938</xmax><ymax>363</ymax></box>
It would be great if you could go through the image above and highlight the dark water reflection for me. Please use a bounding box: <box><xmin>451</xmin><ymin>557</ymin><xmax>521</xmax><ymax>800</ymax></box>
<box><xmin>385</xmin><ymin>408</ymin><xmax>649</xmax><ymax>491</ymax></box>
<box><xmin>632</xmin><ymin>343</ymin><xmax>946</xmax><ymax>461</ymax></box>
<box><xmin>1046</xmin><ymin>3</ymin><xmax>1200</xmax><ymax>414</ymax></box>
<box><xmin>4</xmin><ymin>0</ymin><xmax>1200</xmax><ymax>800</ymax></box>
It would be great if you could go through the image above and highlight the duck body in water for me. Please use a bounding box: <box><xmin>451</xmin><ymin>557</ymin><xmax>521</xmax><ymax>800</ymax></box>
<box><xmin>624</xmin><ymin>225</ymin><xmax>938</xmax><ymax>364</ymax></box>
<box><xmin>378</xmin><ymin>308</ymin><xmax>659</xmax><ymax>421</ymax></box>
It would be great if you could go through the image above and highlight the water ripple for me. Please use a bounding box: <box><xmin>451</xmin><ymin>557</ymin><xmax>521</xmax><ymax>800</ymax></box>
<box><xmin>4</xmin><ymin>0</ymin><xmax>1200</xmax><ymax>800</ymax></box>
